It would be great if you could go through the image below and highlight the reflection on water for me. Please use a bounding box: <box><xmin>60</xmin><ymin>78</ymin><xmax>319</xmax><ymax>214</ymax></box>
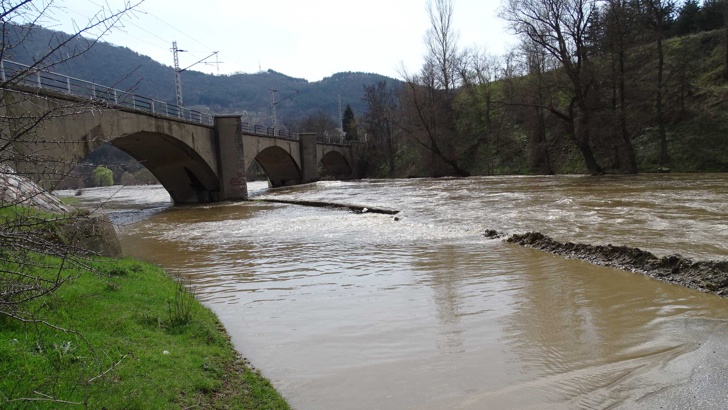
<box><xmin>68</xmin><ymin>174</ymin><xmax>728</xmax><ymax>409</ymax></box>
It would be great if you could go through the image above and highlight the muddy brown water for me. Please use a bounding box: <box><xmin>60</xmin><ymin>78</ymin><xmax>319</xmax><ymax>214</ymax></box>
<box><xmin>61</xmin><ymin>174</ymin><xmax>728</xmax><ymax>409</ymax></box>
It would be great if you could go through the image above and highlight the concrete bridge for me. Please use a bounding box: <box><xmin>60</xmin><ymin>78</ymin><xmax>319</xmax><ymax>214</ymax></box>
<box><xmin>1</xmin><ymin>60</ymin><xmax>358</xmax><ymax>203</ymax></box>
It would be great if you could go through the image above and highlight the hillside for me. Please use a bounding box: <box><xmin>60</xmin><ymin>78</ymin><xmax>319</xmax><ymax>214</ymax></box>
<box><xmin>354</xmin><ymin>26</ymin><xmax>728</xmax><ymax>179</ymax></box>
<box><xmin>4</xmin><ymin>24</ymin><xmax>396</xmax><ymax>126</ymax></box>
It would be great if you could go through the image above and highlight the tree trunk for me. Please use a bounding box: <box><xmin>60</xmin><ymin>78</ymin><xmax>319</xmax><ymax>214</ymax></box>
<box><xmin>574</xmin><ymin>108</ymin><xmax>604</xmax><ymax>175</ymax></box>
<box><xmin>723</xmin><ymin>25</ymin><xmax>728</xmax><ymax>80</ymax></box>
<box><xmin>618</xmin><ymin>49</ymin><xmax>638</xmax><ymax>173</ymax></box>
<box><xmin>529</xmin><ymin>105</ymin><xmax>553</xmax><ymax>174</ymax></box>
<box><xmin>385</xmin><ymin>121</ymin><xmax>395</xmax><ymax>175</ymax></box>
<box><xmin>656</xmin><ymin>34</ymin><xmax>670</xmax><ymax>169</ymax></box>
<box><xmin>577</xmin><ymin>140</ymin><xmax>604</xmax><ymax>175</ymax></box>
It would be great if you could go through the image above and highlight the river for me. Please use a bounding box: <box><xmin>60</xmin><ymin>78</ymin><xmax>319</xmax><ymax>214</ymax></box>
<box><xmin>60</xmin><ymin>174</ymin><xmax>728</xmax><ymax>409</ymax></box>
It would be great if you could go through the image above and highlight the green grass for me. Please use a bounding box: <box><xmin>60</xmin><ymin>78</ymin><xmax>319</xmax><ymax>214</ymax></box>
<box><xmin>59</xmin><ymin>196</ymin><xmax>81</xmax><ymax>206</ymax></box>
<box><xmin>0</xmin><ymin>204</ymin><xmax>54</xmax><ymax>220</ymax></box>
<box><xmin>0</xmin><ymin>256</ymin><xmax>289</xmax><ymax>409</ymax></box>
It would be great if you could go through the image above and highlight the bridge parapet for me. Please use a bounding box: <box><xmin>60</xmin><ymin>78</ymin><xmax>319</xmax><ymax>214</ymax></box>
<box><xmin>1</xmin><ymin>59</ymin><xmax>214</xmax><ymax>126</ymax></box>
<box><xmin>240</xmin><ymin>122</ymin><xmax>299</xmax><ymax>140</ymax></box>
<box><xmin>1</xmin><ymin>59</ymin><xmax>355</xmax><ymax>147</ymax></box>
<box><xmin>317</xmin><ymin>134</ymin><xmax>348</xmax><ymax>146</ymax></box>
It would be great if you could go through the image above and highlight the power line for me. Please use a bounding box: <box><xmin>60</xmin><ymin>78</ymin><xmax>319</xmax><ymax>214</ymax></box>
<box><xmin>60</xmin><ymin>0</ymin><xmax>248</xmax><ymax>76</ymax></box>
<box><xmin>116</xmin><ymin>4</ymin><xmax>224</xmax><ymax>71</ymax></box>
<box><xmin>136</xmin><ymin>8</ymin><xmax>215</xmax><ymax>52</ymax></box>
<box><xmin>61</xmin><ymin>1</ymin><xmax>170</xmax><ymax>51</ymax></box>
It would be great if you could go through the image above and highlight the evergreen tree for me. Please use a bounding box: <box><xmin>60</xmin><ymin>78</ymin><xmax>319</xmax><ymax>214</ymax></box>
<box><xmin>699</xmin><ymin>0</ymin><xmax>726</xmax><ymax>31</ymax></box>
<box><xmin>674</xmin><ymin>0</ymin><xmax>701</xmax><ymax>35</ymax></box>
<box><xmin>342</xmin><ymin>104</ymin><xmax>358</xmax><ymax>141</ymax></box>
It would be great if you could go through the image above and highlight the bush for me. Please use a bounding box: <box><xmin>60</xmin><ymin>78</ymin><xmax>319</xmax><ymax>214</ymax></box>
<box><xmin>92</xmin><ymin>166</ymin><xmax>114</xmax><ymax>187</ymax></box>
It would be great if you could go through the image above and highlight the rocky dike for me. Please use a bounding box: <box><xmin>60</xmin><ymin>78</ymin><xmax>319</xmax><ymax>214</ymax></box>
<box><xmin>484</xmin><ymin>230</ymin><xmax>728</xmax><ymax>297</ymax></box>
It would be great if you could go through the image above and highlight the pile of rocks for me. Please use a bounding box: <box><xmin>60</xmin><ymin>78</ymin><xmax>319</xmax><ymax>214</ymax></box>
<box><xmin>0</xmin><ymin>166</ymin><xmax>71</xmax><ymax>214</ymax></box>
<box><xmin>502</xmin><ymin>230</ymin><xmax>728</xmax><ymax>297</ymax></box>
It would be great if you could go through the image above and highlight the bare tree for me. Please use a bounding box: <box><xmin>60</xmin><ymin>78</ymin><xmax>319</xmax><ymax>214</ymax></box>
<box><xmin>502</xmin><ymin>0</ymin><xmax>605</xmax><ymax>174</ymax></box>
<box><xmin>296</xmin><ymin>109</ymin><xmax>339</xmax><ymax>139</ymax></box>
<box><xmin>397</xmin><ymin>0</ymin><xmax>470</xmax><ymax>177</ymax></box>
<box><xmin>604</xmin><ymin>0</ymin><xmax>639</xmax><ymax>173</ymax></box>
<box><xmin>455</xmin><ymin>48</ymin><xmax>512</xmax><ymax>174</ymax></box>
<box><xmin>425</xmin><ymin>0</ymin><xmax>461</xmax><ymax>92</ymax></box>
<box><xmin>400</xmin><ymin>66</ymin><xmax>470</xmax><ymax>177</ymax></box>
<box><xmin>1</xmin><ymin>0</ymin><xmax>143</xmax><ymax>405</ymax></box>
<box><xmin>520</xmin><ymin>41</ymin><xmax>555</xmax><ymax>174</ymax></box>
<box><xmin>361</xmin><ymin>80</ymin><xmax>401</xmax><ymax>175</ymax></box>
<box><xmin>642</xmin><ymin>0</ymin><xmax>675</xmax><ymax>170</ymax></box>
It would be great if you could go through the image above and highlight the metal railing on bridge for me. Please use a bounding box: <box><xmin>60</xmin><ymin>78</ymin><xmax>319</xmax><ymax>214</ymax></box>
<box><xmin>0</xmin><ymin>59</ymin><xmax>214</xmax><ymax>126</ymax></box>
<box><xmin>237</xmin><ymin>124</ymin><xmax>349</xmax><ymax>145</ymax></box>
<box><xmin>0</xmin><ymin>59</ymin><xmax>352</xmax><ymax>145</ymax></box>
<box><xmin>241</xmin><ymin>122</ymin><xmax>299</xmax><ymax>140</ymax></box>
<box><xmin>317</xmin><ymin>134</ymin><xmax>348</xmax><ymax>145</ymax></box>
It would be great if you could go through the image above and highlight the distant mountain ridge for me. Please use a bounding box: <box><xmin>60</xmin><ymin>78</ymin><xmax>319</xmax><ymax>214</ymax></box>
<box><xmin>5</xmin><ymin>24</ymin><xmax>398</xmax><ymax>127</ymax></box>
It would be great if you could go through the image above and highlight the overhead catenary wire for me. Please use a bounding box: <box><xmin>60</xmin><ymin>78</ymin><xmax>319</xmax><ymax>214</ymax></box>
<box><xmin>55</xmin><ymin>0</ymin><xmax>253</xmax><ymax>76</ymax></box>
<box><xmin>62</xmin><ymin>0</ymin><xmax>215</xmax><ymax>67</ymax></box>
<box><xmin>59</xmin><ymin>1</ymin><xmax>171</xmax><ymax>51</ymax></box>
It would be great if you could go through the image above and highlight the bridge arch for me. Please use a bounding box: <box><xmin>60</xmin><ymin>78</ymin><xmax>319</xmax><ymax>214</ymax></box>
<box><xmin>253</xmin><ymin>145</ymin><xmax>302</xmax><ymax>187</ymax></box>
<box><xmin>319</xmin><ymin>150</ymin><xmax>352</xmax><ymax>177</ymax></box>
<box><xmin>110</xmin><ymin>132</ymin><xmax>219</xmax><ymax>203</ymax></box>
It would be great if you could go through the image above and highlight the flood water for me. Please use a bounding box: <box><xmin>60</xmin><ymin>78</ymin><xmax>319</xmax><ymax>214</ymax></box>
<box><xmin>62</xmin><ymin>174</ymin><xmax>728</xmax><ymax>409</ymax></box>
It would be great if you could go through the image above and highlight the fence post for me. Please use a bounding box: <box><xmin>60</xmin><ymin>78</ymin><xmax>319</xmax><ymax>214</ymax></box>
<box><xmin>36</xmin><ymin>71</ymin><xmax>41</xmax><ymax>88</ymax></box>
<box><xmin>92</xmin><ymin>84</ymin><xmax>96</xmax><ymax>99</ymax></box>
<box><xmin>113</xmin><ymin>90</ymin><xmax>118</xmax><ymax>104</ymax></box>
<box><xmin>132</xmin><ymin>95</ymin><xmax>136</xmax><ymax>109</ymax></box>
<box><xmin>1</xmin><ymin>60</ymin><xmax>5</xmax><ymax>82</ymax></box>
<box><xmin>66</xmin><ymin>77</ymin><xmax>71</xmax><ymax>94</ymax></box>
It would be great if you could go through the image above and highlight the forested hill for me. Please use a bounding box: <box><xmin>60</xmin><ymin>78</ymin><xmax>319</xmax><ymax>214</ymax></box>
<box><xmin>4</xmin><ymin>24</ymin><xmax>396</xmax><ymax>125</ymax></box>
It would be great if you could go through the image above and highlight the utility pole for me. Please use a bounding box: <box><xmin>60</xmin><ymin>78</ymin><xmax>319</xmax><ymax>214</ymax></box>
<box><xmin>214</xmin><ymin>53</ymin><xmax>222</xmax><ymax>76</ymax></box>
<box><xmin>269</xmin><ymin>89</ymin><xmax>298</xmax><ymax>130</ymax></box>
<box><xmin>270</xmin><ymin>88</ymin><xmax>278</xmax><ymax>129</ymax></box>
<box><xmin>338</xmin><ymin>94</ymin><xmax>343</xmax><ymax>130</ymax></box>
<box><xmin>171</xmin><ymin>41</ymin><xmax>219</xmax><ymax>108</ymax></box>
<box><xmin>204</xmin><ymin>53</ymin><xmax>225</xmax><ymax>75</ymax></box>
<box><xmin>172</xmin><ymin>41</ymin><xmax>184</xmax><ymax>107</ymax></box>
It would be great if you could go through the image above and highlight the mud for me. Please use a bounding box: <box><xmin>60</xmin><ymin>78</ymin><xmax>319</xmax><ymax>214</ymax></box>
<box><xmin>496</xmin><ymin>231</ymin><xmax>728</xmax><ymax>297</ymax></box>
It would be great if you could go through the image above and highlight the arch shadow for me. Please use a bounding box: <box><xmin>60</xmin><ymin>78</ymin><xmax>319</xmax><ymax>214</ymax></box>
<box><xmin>111</xmin><ymin>131</ymin><xmax>219</xmax><ymax>203</ymax></box>
<box><xmin>320</xmin><ymin>150</ymin><xmax>352</xmax><ymax>178</ymax></box>
<box><xmin>254</xmin><ymin>146</ymin><xmax>302</xmax><ymax>187</ymax></box>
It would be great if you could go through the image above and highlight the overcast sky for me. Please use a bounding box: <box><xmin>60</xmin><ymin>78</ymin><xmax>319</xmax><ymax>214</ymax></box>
<box><xmin>43</xmin><ymin>0</ymin><xmax>515</xmax><ymax>82</ymax></box>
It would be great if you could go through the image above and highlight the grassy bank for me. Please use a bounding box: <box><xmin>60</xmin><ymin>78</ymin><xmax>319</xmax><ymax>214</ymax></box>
<box><xmin>0</xmin><ymin>256</ymin><xmax>289</xmax><ymax>409</ymax></box>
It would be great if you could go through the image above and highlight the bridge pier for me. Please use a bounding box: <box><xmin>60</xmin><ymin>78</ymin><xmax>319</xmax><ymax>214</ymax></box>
<box><xmin>299</xmin><ymin>133</ymin><xmax>319</xmax><ymax>184</ymax></box>
<box><xmin>214</xmin><ymin>115</ymin><xmax>248</xmax><ymax>200</ymax></box>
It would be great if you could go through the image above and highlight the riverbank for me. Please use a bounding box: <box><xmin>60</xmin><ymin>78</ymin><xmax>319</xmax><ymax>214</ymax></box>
<box><xmin>490</xmin><ymin>230</ymin><xmax>728</xmax><ymax>297</ymax></box>
<box><xmin>0</xmin><ymin>255</ymin><xmax>289</xmax><ymax>409</ymax></box>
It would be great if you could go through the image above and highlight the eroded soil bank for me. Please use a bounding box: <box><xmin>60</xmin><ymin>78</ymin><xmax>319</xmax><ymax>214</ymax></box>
<box><xmin>484</xmin><ymin>230</ymin><xmax>728</xmax><ymax>297</ymax></box>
